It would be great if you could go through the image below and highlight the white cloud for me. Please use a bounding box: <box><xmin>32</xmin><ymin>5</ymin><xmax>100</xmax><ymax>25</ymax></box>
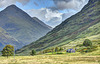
<box><xmin>0</xmin><ymin>0</ymin><xmax>30</xmax><ymax>8</ymax></box>
<box><xmin>45</xmin><ymin>9</ymin><xmax>63</xmax><ymax>22</ymax></box>
<box><xmin>26</xmin><ymin>8</ymin><xmax>77</xmax><ymax>27</ymax></box>
<box><xmin>52</xmin><ymin>0</ymin><xmax>89</xmax><ymax>11</ymax></box>
<box><xmin>26</xmin><ymin>8</ymin><xmax>63</xmax><ymax>27</ymax></box>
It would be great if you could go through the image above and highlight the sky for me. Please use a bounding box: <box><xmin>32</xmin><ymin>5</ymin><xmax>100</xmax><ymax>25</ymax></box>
<box><xmin>0</xmin><ymin>0</ymin><xmax>89</xmax><ymax>27</ymax></box>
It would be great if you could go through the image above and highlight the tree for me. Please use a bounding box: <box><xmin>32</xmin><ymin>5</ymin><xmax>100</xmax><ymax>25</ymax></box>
<box><xmin>51</xmin><ymin>48</ymin><xmax>55</xmax><ymax>54</ymax></box>
<box><xmin>30</xmin><ymin>49</ymin><xmax>36</xmax><ymax>56</ymax></box>
<box><xmin>59</xmin><ymin>47</ymin><xmax>63</xmax><ymax>51</ymax></box>
<box><xmin>83</xmin><ymin>39</ymin><xmax>92</xmax><ymax>46</ymax></box>
<box><xmin>1</xmin><ymin>45</ymin><xmax>14</xmax><ymax>58</ymax></box>
<box><xmin>55</xmin><ymin>47</ymin><xmax>59</xmax><ymax>52</ymax></box>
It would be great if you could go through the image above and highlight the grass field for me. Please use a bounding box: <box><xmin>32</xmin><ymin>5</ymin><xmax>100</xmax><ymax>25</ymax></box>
<box><xmin>0</xmin><ymin>55</ymin><xmax>100</xmax><ymax>64</ymax></box>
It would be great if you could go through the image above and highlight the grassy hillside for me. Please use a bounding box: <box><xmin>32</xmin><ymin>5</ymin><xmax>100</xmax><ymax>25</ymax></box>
<box><xmin>76</xmin><ymin>22</ymin><xmax>100</xmax><ymax>38</ymax></box>
<box><xmin>59</xmin><ymin>21</ymin><xmax>100</xmax><ymax>46</ymax></box>
<box><xmin>62</xmin><ymin>34</ymin><xmax>100</xmax><ymax>53</ymax></box>
<box><xmin>16</xmin><ymin>0</ymin><xmax>100</xmax><ymax>55</ymax></box>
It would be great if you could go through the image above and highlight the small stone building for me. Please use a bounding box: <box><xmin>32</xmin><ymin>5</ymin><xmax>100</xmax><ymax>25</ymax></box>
<box><xmin>66</xmin><ymin>49</ymin><xmax>75</xmax><ymax>53</ymax></box>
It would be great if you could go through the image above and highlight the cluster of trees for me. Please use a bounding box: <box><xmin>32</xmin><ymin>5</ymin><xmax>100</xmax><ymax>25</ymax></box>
<box><xmin>39</xmin><ymin>47</ymin><xmax>63</xmax><ymax>54</ymax></box>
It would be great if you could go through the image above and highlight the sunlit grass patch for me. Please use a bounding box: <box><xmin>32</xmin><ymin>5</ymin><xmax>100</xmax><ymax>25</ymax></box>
<box><xmin>0</xmin><ymin>55</ymin><xmax>100</xmax><ymax>64</ymax></box>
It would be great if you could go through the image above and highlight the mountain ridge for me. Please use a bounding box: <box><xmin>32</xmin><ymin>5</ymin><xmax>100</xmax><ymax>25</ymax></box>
<box><xmin>32</xmin><ymin>17</ymin><xmax>52</xmax><ymax>29</ymax></box>
<box><xmin>0</xmin><ymin>5</ymin><xmax>51</xmax><ymax>50</ymax></box>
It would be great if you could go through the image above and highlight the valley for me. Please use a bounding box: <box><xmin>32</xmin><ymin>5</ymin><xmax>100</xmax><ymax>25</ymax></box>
<box><xmin>16</xmin><ymin>0</ymin><xmax>100</xmax><ymax>55</ymax></box>
<box><xmin>0</xmin><ymin>0</ymin><xmax>100</xmax><ymax>64</ymax></box>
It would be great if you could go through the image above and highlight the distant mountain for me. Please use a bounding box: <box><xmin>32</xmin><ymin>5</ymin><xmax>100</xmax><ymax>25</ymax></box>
<box><xmin>32</xmin><ymin>17</ymin><xmax>52</xmax><ymax>29</ymax></box>
<box><xmin>16</xmin><ymin>0</ymin><xmax>100</xmax><ymax>55</ymax></box>
<box><xmin>0</xmin><ymin>5</ymin><xmax>52</xmax><ymax>50</ymax></box>
<box><xmin>0</xmin><ymin>27</ymin><xmax>22</xmax><ymax>50</ymax></box>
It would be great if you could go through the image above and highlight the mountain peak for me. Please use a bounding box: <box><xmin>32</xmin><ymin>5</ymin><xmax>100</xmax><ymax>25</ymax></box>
<box><xmin>0</xmin><ymin>4</ymin><xmax>25</xmax><ymax>15</ymax></box>
<box><xmin>3</xmin><ymin>4</ymin><xmax>21</xmax><ymax>12</ymax></box>
<box><xmin>8</xmin><ymin>4</ymin><xmax>16</xmax><ymax>7</ymax></box>
<box><xmin>7</xmin><ymin>4</ymin><xmax>18</xmax><ymax>9</ymax></box>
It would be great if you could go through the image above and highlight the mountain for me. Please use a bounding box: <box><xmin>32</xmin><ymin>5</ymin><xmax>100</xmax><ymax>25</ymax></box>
<box><xmin>32</xmin><ymin>17</ymin><xmax>52</xmax><ymax>29</ymax></box>
<box><xmin>0</xmin><ymin>5</ymin><xmax>52</xmax><ymax>50</ymax></box>
<box><xmin>16</xmin><ymin>0</ymin><xmax>100</xmax><ymax>55</ymax></box>
<box><xmin>0</xmin><ymin>27</ymin><xmax>22</xmax><ymax>50</ymax></box>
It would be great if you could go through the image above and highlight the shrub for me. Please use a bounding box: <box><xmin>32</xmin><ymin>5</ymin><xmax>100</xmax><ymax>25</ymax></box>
<box><xmin>83</xmin><ymin>39</ymin><xmax>92</xmax><ymax>46</ymax></box>
<box><xmin>30</xmin><ymin>49</ymin><xmax>36</xmax><ymax>56</ymax></box>
<box><xmin>78</xmin><ymin>46</ymin><xmax>97</xmax><ymax>53</ymax></box>
<box><xmin>56</xmin><ymin>52</ymin><xmax>63</xmax><ymax>54</ymax></box>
